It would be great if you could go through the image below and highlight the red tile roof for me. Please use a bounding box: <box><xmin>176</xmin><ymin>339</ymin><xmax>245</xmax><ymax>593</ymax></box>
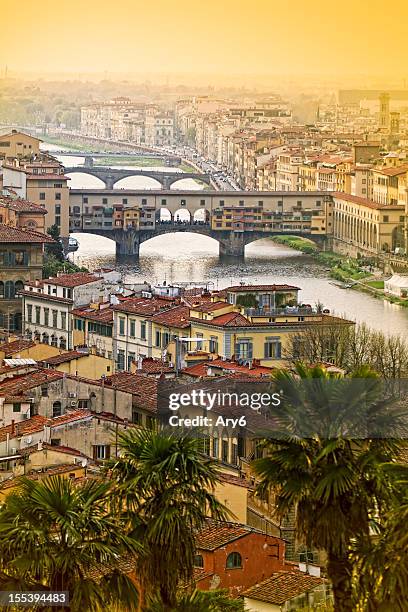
<box><xmin>0</xmin><ymin>339</ymin><xmax>36</xmax><ymax>357</ymax></box>
<box><xmin>151</xmin><ymin>304</ymin><xmax>190</xmax><ymax>328</ymax></box>
<box><xmin>196</xmin><ymin>520</ymin><xmax>252</xmax><ymax>551</ymax></box>
<box><xmin>182</xmin><ymin>359</ymin><xmax>274</xmax><ymax>378</ymax></box>
<box><xmin>191</xmin><ymin>312</ymin><xmax>251</xmax><ymax>328</ymax></box>
<box><xmin>103</xmin><ymin>372</ymin><xmax>159</xmax><ymax>413</ymax></box>
<box><xmin>0</xmin><ymin>368</ymin><xmax>64</xmax><ymax>397</ymax></box>
<box><xmin>191</xmin><ymin>302</ymin><xmax>230</xmax><ymax>313</ymax></box>
<box><xmin>113</xmin><ymin>296</ymin><xmax>177</xmax><ymax>316</ymax></box>
<box><xmin>242</xmin><ymin>571</ymin><xmax>324</xmax><ymax>605</ymax></box>
<box><xmin>40</xmin><ymin>350</ymin><xmax>88</xmax><ymax>365</ymax></box>
<box><xmin>0</xmin><ymin>224</ymin><xmax>54</xmax><ymax>244</ymax></box>
<box><xmin>137</xmin><ymin>357</ymin><xmax>174</xmax><ymax>375</ymax></box>
<box><xmin>220</xmin><ymin>284</ymin><xmax>300</xmax><ymax>293</ymax></box>
<box><xmin>333</xmin><ymin>192</ymin><xmax>403</xmax><ymax>210</ymax></box>
<box><xmin>45</xmin><ymin>273</ymin><xmax>101</xmax><ymax>288</ymax></box>
<box><xmin>372</xmin><ymin>164</ymin><xmax>408</xmax><ymax>177</ymax></box>
<box><xmin>71</xmin><ymin>305</ymin><xmax>114</xmax><ymax>323</ymax></box>
<box><xmin>0</xmin><ymin>410</ymin><xmax>93</xmax><ymax>442</ymax></box>
<box><xmin>0</xmin><ymin>196</ymin><xmax>47</xmax><ymax>213</ymax></box>
<box><xmin>19</xmin><ymin>290</ymin><xmax>73</xmax><ymax>304</ymax></box>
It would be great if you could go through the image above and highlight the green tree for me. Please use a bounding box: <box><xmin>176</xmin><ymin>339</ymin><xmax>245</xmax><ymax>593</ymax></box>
<box><xmin>46</xmin><ymin>224</ymin><xmax>64</xmax><ymax>262</ymax></box>
<box><xmin>108</xmin><ymin>429</ymin><xmax>230</xmax><ymax>610</ymax></box>
<box><xmin>252</xmin><ymin>364</ymin><xmax>406</xmax><ymax>612</ymax></box>
<box><xmin>0</xmin><ymin>476</ymin><xmax>141</xmax><ymax>611</ymax></box>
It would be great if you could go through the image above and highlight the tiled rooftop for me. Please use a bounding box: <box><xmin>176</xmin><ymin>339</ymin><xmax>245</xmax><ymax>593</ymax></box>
<box><xmin>0</xmin><ymin>224</ymin><xmax>54</xmax><ymax>244</ymax></box>
<box><xmin>196</xmin><ymin>520</ymin><xmax>251</xmax><ymax>551</ymax></box>
<box><xmin>72</xmin><ymin>305</ymin><xmax>114</xmax><ymax>323</ymax></box>
<box><xmin>242</xmin><ymin>571</ymin><xmax>324</xmax><ymax>605</ymax></box>
<box><xmin>113</xmin><ymin>296</ymin><xmax>177</xmax><ymax>316</ymax></box>
<box><xmin>45</xmin><ymin>273</ymin><xmax>101</xmax><ymax>288</ymax></box>
<box><xmin>0</xmin><ymin>196</ymin><xmax>47</xmax><ymax>213</ymax></box>
<box><xmin>151</xmin><ymin>304</ymin><xmax>190</xmax><ymax>328</ymax></box>
<box><xmin>0</xmin><ymin>339</ymin><xmax>36</xmax><ymax>357</ymax></box>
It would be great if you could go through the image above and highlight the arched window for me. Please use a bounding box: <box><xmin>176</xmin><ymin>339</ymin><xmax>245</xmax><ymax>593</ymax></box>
<box><xmin>60</xmin><ymin>337</ymin><xmax>67</xmax><ymax>349</ymax></box>
<box><xmin>42</xmin><ymin>333</ymin><xmax>49</xmax><ymax>344</ymax></box>
<box><xmin>51</xmin><ymin>335</ymin><xmax>58</xmax><ymax>347</ymax></box>
<box><xmin>52</xmin><ymin>401</ymin><xmax>62</xmax><ymax>418</ymax></box>
<box><xmin>193</xmin><ymin>554</ymin><xmax>204</xmax><ymax>568</ymax></box>
<box><xmin>226</xmin><ymin>552</ymin><xmax>242</xmax><ymax>569</ymax></box>
<box><xmin>14</xmin><ymin>281</ymin><xmax>24</xmax><ymax>295</ymax></box>
<box><xmin>4</xmin><ymin>281</ymin><xmax>14</xmax><ymax>299</ymax></box>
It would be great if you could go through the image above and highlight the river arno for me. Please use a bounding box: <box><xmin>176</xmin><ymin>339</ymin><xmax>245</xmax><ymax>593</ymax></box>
<box><xmin>42</xmin><ymin>142</ymin><xmax>408</xmax><ymax>337</ymax></box>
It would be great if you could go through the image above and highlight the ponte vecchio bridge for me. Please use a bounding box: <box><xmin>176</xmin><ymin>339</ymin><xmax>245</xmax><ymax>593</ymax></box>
<box><xmin>65</xmin><ymin>166</ymin><xmax>213</xmax><ymax>190</ymax></box>
<box><xmin>69</xmin><ymin>189</ymin><xmax>331</xmax><ymax>257</ymax></box>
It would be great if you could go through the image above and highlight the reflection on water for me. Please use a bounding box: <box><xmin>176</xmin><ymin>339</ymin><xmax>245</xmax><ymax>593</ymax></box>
<box><xmin>69</xmin><ymin>233</ymin><xmax>408</xmax><ymax>336</ymax></box>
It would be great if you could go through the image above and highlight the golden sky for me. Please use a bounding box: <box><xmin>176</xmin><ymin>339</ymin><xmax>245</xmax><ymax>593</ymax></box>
<box><xmin>1</xmin><ymin>0</ymin><xmax>408</xmax><ymax>78</ymax></box>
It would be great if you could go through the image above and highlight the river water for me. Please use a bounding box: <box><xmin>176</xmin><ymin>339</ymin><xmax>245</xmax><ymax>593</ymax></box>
<box><xmin>41</xmin><ymin>142</ymin><xmax>408</xmax><ymax>336</ymax></box>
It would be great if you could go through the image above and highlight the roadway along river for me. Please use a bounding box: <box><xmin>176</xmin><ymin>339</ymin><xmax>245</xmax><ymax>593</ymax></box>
<box><xmin>42</xmin><ymin>142</ymin><xmax>408</xmax><ymax>336</ymax></box>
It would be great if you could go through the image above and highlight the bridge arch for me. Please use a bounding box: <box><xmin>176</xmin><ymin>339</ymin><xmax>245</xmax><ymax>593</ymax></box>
<box><xmin>114</xmin><ymin>175</ymin><xmax>162</xmax><ymax>190</ymax></box>
<box><xmin>65</xmin><ymin>171</ymin><xmax>106</xmax><ymax>189</ymax></box>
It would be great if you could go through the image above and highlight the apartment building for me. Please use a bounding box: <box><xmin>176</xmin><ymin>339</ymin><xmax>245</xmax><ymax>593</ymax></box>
<box><xmin>0</xmin><ymin>225</ymin><xmax>53</xmax><ymax>334</ymax></box>
<box><xmin>2</xmin><ymin>158</ymin><xmax>70</xmax><ymax>236</ymax></box>
<box><xmin>0</xmin><ymin>194</ymin><xmax>47</xmax><ymax>234</ymax></box>
<box><xmin>275</xmin><ymin>151</ymin><xmax>303</xmax><ymax>191</ymax></box>
<box><xmin>21</xmin><ymin>272</ymin><xmax>110</xmax><ymax>349</ymax></box>
<box><xmin>0</xmin><ymin>130</ymin><xmax>41</xmax><ymax>160</ymax></box>
<box><xmin>144</xmin><ymin>108</ymin><xmax>174</xmax><ymax>147</ymax></box>
<box><xmin>371</xmin><ymin>164</ymin><xmax>408</xmax><ymax>206</ymax></box>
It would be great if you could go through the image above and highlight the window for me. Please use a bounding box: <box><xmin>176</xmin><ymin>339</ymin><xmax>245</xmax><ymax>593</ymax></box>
<box><xmin>226</xmin><ymin>552</ymin><xmax>242</xmax><ymax>569</ymax></box>
<box><xmin>264</xmin><ymin>338</ymin><xmax>282</xmax><ymax>359</ymax></box>
<box><xmin>142</xmin><ymin>198</ymin><xmax>147</xmax><ymax>205</ymax></box>
<box><xmin>61</xmin><ymin>312</ymin><xmax>66</xmax><ymax>330</ymax></box>
<box><xmin>128</xmin><ymin>351</ymin><xmax>135</xmax><ymax>370</ymax></box>
<box><xmin>155</xmin><ymin>330</ymin><xmax>161</xmax><ymax>348</ymax></box>
<box><xmin>222</xmin><ymin>439</ymin><xmax>229</xmax><ymax>463</ymax></box>
<box><xmin>44</xmin><ymin>308</ymin><xmax>49</xmax><ymax>326</ymax></box>
<box><xmin>146</xmin><ymin>415</ymin><xmax>155</xmax><ymax>430</ymax></box>
<box><xmin>55</xmin><ymin>205</ymin><xmax>61</xmax><ymax>214</ymax></box>
<box><xmin>117</xmin><ymin>349</ymin><xmax>125</xmax><ymax>371</ymax></box>
<box><xmin>55</xmin><ymin>192</ymin><xmax>61</xmax><ymax>200</ymax></box>
<box><xmin>131</xmin><ymin>407</ymin><xmax>142</xmax><ymax>425</ymax></box>
<box><xmin>52</xmin><ymin>310</ymin><xmax>58</xmax><ymax>327</ymax></box>
<box><xmin>200</xmin><ymin>199</ymin><xmax>205</xmax><ymax>206</ymax></box>
<box><xmin>52</xmin><ymin>401</ymin><xmax>62</xmax><ymax>418</ymax></box>
<box><xmin>39</xmin><ymin>192</ymin><xmax>46</xmax><ymax>200</ymax></box>
<box><xmin>41</xmin><ymin>385</ymin><xmax>48</xmax><ymax>397</ymax></box>
<box><xmin>102</xmin><ymin>198</ymin><xmax>108</xmax><ymax>205</ymax></box>
<box><xmin>130</xmin><ymin>320</ymin><xmax>136</xmax><ymax>337</ymax></box>
<box><xmin>93</xmin><ymin>445</ymin><xmax>111</xmax><ymax>461</ymax></box>
<box><xmin>122</xmin><ymin>198</ymin><xmax>128</xmax><ymax>204</ymax></box>
<box><xmin>383</xmin><ymin>215</ymin><xmax>389</xmax><ymax>222</ymax></box>
<box><xmin>13</xmin><ymin>403</ymin><xmax>21</xmax><ymax>413</ymax></box>
<box><xmin>212</xmin><ymin>436</ymin><xmax>219</xmax><ymax>458</ymax></box>
<box><xmin>55</xmin><ymin>216</ymin><xmax>61</xmax><ymax>226</ymax></box>
<box><xmin>83</xmin><ymin>197</ymin><xmax>88</xmax><ymax>204</ymax></box>
<box><xmin>209</xmin><ymin>337</ymin><xmax>218</xmax><ymax>353</ymax></box>
<box><xmin>194</xmin><ymin>555</ymin><xmax>204</xmax><ymax>568</ymax></box>
<box><xmin>235</xmin><ymin>340</ymin><xmax>253</xmax><ymax>359</ymax></box>
<box><xmin>140</xmin><ymin>321</ymin><xmax>147</xmax><ymax>340</ymax></box>
<box><xmin>35</xmin><ymin>306</ymin><xmax>41</xmax><ymax>324</ymax></box>
<box><xmin>27</xmin><ymin>304</ymin><xmax>32</xmax><ymax>323</ymax></box>
<box><xmin>161</xmin><ymin>199</ymin><xmax>167</xmax><ymax>205</ymax></box>
<box><xmin>78</xmin><ymin>399</ymin><xmax>89</xmax><ymax>409</ymax></box>
<box><xmin>119</xmin><ymin>317</ymin><xmax>125</xmax><ymax>335</ymax></box>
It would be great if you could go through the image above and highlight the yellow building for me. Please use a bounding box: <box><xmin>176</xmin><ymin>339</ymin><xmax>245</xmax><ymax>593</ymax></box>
<box><xmin>371</xmin><ymin>164</ymin><xmax>408</xmax><ymax>206</ymax></box>
<box><xmin>150</xmin><ymin>304</ymin><xmax>191</xmax><ymax>362</ymax></box>
<box><xmin>0</xmin><ymin>130</ymin><xmax>41</xmax><ymax>160</ymax></box>
<box><xmin>188</xmin><ymin>286</ymin><xmax>351</xmax><ymax>368</ymax></box>
<box><xmin>123</xmin><ymin>206</ymin><xmax>140</xmax><ymax>229</ymax></box>
<box><xmin>0</xmin><ymin>338</ymin><xmax>61</xmax><ymax>361</ymax></box>
<box><xmin>333</xmin><ymin>193</ymin><xmax>405</xmax><ymax>254</ymax></box>
<box><xmin>40</xmin><ymin>349</ymin><xmax>113</xmax><ymax>379</ymax></box>
<box><xmin>72</xmin><ymin>303</ymin><xmax>114</xmax><ymax>360</ymax></box>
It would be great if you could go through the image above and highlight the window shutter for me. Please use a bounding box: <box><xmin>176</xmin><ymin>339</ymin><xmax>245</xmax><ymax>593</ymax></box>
<box><xmin>105</xmin><ymin>445</ymin><xmax>111</xmax><ymax>459</ymax></box>
<box><xmin>248</xmin><ymin>343</ymin><xmax>253</xmax><ymax>359</ymax></box>
<box><xmin>277</xmin><ymin>342</ymin><xmax>282</xmax><ymax>359</ymax></box>
<box><xmin>92</xmin><ymin>446</ymin><xmax>98</xmax><ymax>461</ymax></box>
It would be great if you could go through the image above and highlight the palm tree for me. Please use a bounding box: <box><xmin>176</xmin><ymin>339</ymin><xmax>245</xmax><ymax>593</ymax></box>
<box><xmin>252</xmin><ymin>363</ymin><xmax>406</xmax><ymax>612</ymax></box>
<box><xmin>0</xmin><ymin>475</ymin><xmax>141</xmax><ymax>611</ymax></box>
<box><xmin>108</xmin><ymin>429</ymin><xmax>230</xmax><ymax>610</ymax></box>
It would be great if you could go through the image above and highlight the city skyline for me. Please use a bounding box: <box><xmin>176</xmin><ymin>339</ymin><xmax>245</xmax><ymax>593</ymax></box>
<box><xmin>1</xmin><ymin>0</ymin><xmax>408</xmax><ymax>81</ymax></box>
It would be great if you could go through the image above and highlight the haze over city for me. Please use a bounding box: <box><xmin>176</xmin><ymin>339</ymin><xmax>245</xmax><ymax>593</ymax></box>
<box><xmin>1</xmin><ymin>0</ymin><xmax>408</xmax><ymax>86</ymax></box>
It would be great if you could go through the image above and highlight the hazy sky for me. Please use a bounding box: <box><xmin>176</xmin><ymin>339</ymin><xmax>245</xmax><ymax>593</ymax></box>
<box><xmin>1</xmin><ymin>0</ymin><xmax>408</xmax><ymax>79</ymax></box>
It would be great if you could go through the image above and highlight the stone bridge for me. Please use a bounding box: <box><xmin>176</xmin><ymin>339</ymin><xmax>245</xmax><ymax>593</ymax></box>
<box><xmin>72</xmin><ymin>223</ymin><xmax>327</xmax><ymax>257</ymax></box>
<box><xmin>64</xmin><ymin>166</ymin><xmax>213</xmax><ymax>189</ymax></box>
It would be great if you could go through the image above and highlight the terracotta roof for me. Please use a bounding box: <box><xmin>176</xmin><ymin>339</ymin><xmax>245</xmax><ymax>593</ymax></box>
<box><xmin>196</xmin><ymin>520</ymin><xmax>251</xmax><ymax>551</ymax></box>
<box><xmin>40</xmin><ymin>351</ymin><xmax>88</xmax><ymax>365</ymax></box>
<box><xmin>0</xmin><ymin>224</ymin><xmax>54</xmax><ymax>243</ymax></box>
<box><xmin>112</xmin><ymin>296</ymin><xmax>177</xmax><ymax>316</ymax></box>
<box><xmin>72</xmin><ymin>305</ymin><xmax>114</xmax><ymax>323</ymax></box>
<box><xmin>183</xmin><ymin>359</ymin><xmax>274</xmax><ymax>378</ymax></box>
<box><xmin>27</xmin><ymin>173</ymin><xmax>69</xmax><ymax>180</ymax></box>
<box><xmin>0</xmin><ymin>339</ymin><xmax>36</xmax><ymax>357</ymax></box>
<box><xmin>191</xmin><ymin>312</ymin><xmax>251</xmax><ymax>328</ymax></box>
<box><xmin>138</xmin><ymin>357</ymin><xmax>174</xmax><ymax>375</ymax></box>
<box><xmin>0</xmin><ymin>368</ymin><xmax>64</xmax><ymax>397</ymax></box>
<box><xmin>21</xmin><ymin>442</ymin><xmax>91</xmax><ymax>459</ymax></box>
<box><xmin>0</xmin><ymin>410</ymin><xmax>93</xmax><ymax>443</ymax></box>
<box><xmin>104</xmin><ymin>372</ymin><xmax>159</xmax><ymax>413</ymax></box>
<box><xmin>0</xmin><ymin>196</ymin><xmax>47</xmax><ymax>213</ymax></box>
<box><xmin>242</xmin><ymin>571</ymin><xmax>324</xmax><ymax>605</ymax></box>
<box><xmin>151</xmin><ymin>304</ymin><xmax>190</xmax><ymax>328</ymax></box>
<box><xmin>372</xmin><ymin>164</ymin><xmax>408</xmax><ymax>177</ymax></box>
<box><xmin>333</xmin><ymin>192</ymin><xmax>403</xmax><ymax>210</ymax></box>
<box><xmin>45</xmin><ymin>273</ymin><xmax>101</xmax><ymax>288</ymax></box>
<box><xmin>191</xmin><ymin>302</ymin><xmax>230</xmax><ymax>313</ymax></box>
